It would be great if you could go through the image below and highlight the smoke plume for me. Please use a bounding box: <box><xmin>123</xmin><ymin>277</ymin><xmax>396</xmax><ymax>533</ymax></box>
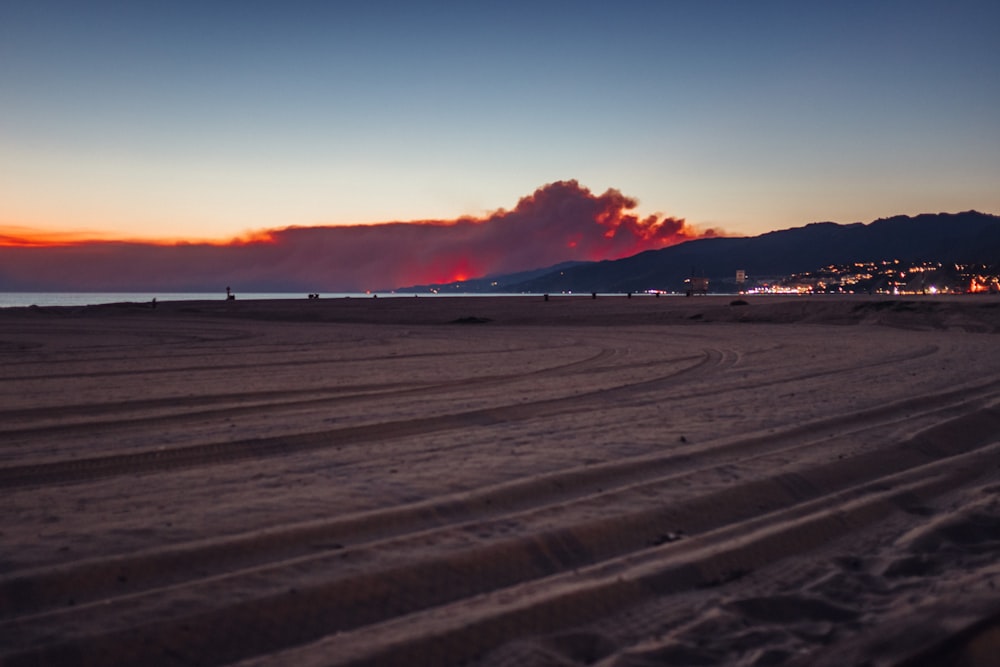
<box><xmin>0</xmin><ymin>180</ymin><xmax>718</xmax><ymax>292</ymax></box>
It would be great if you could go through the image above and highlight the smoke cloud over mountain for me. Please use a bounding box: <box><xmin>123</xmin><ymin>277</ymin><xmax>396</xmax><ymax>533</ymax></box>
<box><xmin>0</xmin><ymin>181</ymin><xmax>718</xmax><ymax>292</ymax></box>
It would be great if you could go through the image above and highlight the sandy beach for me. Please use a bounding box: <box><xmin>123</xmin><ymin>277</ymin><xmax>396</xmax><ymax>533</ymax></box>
<box><xmin>2</xmin><ymin>294</ymin><xmax>1000</xmax><ymax>666</ymax></box>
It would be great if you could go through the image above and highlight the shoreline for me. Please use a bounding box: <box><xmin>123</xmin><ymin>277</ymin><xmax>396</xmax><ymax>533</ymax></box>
<box><xmin>4</xmin><ymin>292</ymin><xmax>1000</xmax><ymax>330</ymax></box>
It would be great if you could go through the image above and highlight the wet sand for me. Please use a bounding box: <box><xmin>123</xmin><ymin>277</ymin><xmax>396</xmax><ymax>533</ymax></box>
<box><xmin>2</xmin><ymin>295</ymin><xmax>1000</xmax><ymax>666</ymax></box>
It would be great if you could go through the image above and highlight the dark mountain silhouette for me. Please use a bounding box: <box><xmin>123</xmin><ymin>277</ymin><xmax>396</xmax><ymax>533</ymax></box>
<box><xmin>407</xmin><ymin>211</ymin><xmax>1000</xmax><ymax>294</ymax></box>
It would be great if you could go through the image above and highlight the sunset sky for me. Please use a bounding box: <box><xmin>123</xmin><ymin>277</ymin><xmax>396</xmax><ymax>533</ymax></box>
<box><xmin>2</xmin><ymin>1</ymin><xmax>999</xmax><ymax>247</ymax></box>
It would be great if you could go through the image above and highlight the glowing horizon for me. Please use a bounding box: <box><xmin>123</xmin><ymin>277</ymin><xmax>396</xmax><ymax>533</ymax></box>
<box><xmin>0</xmin><ymin>224</ymin><xmax>282</xmax><ymax>248</ymax></box>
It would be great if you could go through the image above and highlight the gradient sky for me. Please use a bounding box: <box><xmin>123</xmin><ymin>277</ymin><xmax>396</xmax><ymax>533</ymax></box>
<box><xmin>2</xmin><ymin>0</ymin><xmax>999</xmax><ymax>243</ymax></box>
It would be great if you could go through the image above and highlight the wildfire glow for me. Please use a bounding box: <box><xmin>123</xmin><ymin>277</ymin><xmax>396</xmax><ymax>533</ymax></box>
<box><xmin>969</xmin><ymin>278</ymin><xmax>988</xmax><ymax>293</ymax></box>
<box><xmin>0</xmin><ymin>180</ymin><xmax>719</xmax><ymax>292</ymax></box>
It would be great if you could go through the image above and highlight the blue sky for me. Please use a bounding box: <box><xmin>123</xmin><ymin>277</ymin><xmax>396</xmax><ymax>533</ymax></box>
<box><xmin>2</xmin><ymin>0</ymin><xmax>998</xmax><ymax>242</ymax></box>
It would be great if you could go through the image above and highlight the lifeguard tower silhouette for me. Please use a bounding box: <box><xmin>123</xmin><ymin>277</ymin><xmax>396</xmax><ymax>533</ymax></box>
<box><xmin>685</xmin><ymin>276</ymin><xmax>709</xmax><ymax>297</ymax></box>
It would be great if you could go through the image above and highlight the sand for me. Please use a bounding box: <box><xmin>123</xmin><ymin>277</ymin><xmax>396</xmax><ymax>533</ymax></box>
<box><xmin>2</xmin><ymin>294</ymin><xmax>1000</xmax><ymax>666</ymax></box>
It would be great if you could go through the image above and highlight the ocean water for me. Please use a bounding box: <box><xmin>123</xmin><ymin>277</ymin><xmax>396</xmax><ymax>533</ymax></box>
<box><xmin>0</xmin><ymin>292</ymin><xmax>383</xmax><ymax>308</ymax></box>
<box><xmin>0</xmin><ymin>292</ymin><xmax>547</xmax><ymax>308</ymax></box>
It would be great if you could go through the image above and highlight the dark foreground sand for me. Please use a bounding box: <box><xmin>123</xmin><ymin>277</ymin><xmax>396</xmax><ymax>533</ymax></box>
<box><xmin>2</xmin><ymin>295</ymin><xmax>1000</xmax><ymax>666</ymax></box>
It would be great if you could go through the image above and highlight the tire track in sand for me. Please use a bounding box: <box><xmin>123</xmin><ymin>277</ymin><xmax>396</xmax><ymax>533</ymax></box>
<box><xmin>2</xmin><ymin>398</ymin><xmax>999</xmax><ymax>666</ymax></box>
<box><xmin>7</xmin><ymin>379</ymin><xmax>993</xmax><ymax>620</ymax></box>
<box><xmin>0</xmin><ymin>348</ymin><xmax>718</xmax><ymax>488</ymax></box>
<box><xmin>0</xmin><ymin>343</ymin><xmax>625</xmax><ymax>437</ymax></box>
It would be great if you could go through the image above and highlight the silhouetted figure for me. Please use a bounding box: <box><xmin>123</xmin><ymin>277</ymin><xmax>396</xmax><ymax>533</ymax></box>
<box><xmin>544</xmin><ymin>294</ymin><xmax>549</xmax><ymax>301</ymax></box>
<box><xmin>627</xmin><ymin>292</ymin><xmax>632</xmax><ymax>299</ymax></box>
<box><xmin>151</xmin><ymin>297</ymin><xmax>157</xmax><ymax>309</ymax></box>
<box><xmin>592</xmin><ymin>292</ymin><xmax>597</xmax><ymax>299</ymax></box>
<box><xmin>226</xmin><ymin>286</ymin><xmax>235</xmax><ymax>300</ymax></box>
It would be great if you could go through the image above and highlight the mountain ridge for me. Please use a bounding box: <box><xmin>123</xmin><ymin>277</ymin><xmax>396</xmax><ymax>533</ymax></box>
<box><xmin>400</xmin><ymin>211</ymin><xmax>1000</xmax><ymax>294</ymax></box>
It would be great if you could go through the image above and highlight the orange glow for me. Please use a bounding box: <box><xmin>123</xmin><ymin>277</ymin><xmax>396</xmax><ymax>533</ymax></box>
<box><xmin>0</xmin><ymin>226</ymin><xmax>114</xmax><ymax>247</ymax></box>
<box><xmin>0</xmin><ymin>225</ymin><xmax>278</xmax><ymax>248</ymax></box>
<box><xmin>431</xmin><ymin>256</ymin><xmax>478</xmax><ymax>285</ymax></box>
<box><xmin>0</xmin><ymin>181</ymin><xmax>721</xmax><ymax>292</ymax></box>
<box><xmin>229</xmin><ymin>229</ymin><xmax>278</xmax><ymax>245</ymax></box>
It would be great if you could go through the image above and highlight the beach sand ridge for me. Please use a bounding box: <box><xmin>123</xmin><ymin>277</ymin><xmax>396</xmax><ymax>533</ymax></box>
<box><xmin>2</xmin><ymin>295</ymin><xmax>1000</xmax><ymax>666</ymax></box>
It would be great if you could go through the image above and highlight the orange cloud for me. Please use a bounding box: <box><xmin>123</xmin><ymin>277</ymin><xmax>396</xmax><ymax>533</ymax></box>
<box><xmin>0</xmin><ymin>181</ymin><xmax>721</xmax><ymax>292</ymax></box>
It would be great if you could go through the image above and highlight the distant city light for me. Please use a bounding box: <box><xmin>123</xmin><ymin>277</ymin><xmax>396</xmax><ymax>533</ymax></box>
<box><xmin>767</xmin><ymin>260</ymin><xmax>1000</xmax><ymax>295</ymax></box>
